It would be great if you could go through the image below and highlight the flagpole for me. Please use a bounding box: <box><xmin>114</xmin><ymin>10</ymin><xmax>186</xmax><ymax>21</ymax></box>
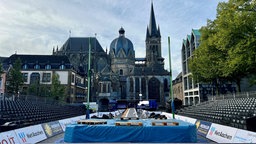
<box><xmin>86</xmin><ymin>37</ymin><xmax>91</xmax><ymax>119</ymax></box>
<box><xmin>168</xmin><ymin>36</ymin><xmax>175</xmax><ymax>119</ymax></box>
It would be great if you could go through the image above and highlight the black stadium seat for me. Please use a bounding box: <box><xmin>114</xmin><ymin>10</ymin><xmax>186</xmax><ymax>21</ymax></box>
<box><xmin>0</xmin><ymin>99</ymin><xmax>86</xmax><ymax>133</ymax></box>
<box><xmin>177</xmin><ymin>97</ymin><xmax>256</xmax><ymax>132</ymax></box>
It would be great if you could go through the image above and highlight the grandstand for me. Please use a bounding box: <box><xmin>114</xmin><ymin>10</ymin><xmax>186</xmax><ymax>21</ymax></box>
<box><xmin>177</xmin><ymin>96</ymin><xmax>256</xmax><ymax>132</ymax></box>
<box><xmin>0</xmin><ymin>95</ymin><xmax>86</xmax><ymax>132</ymax></box>
<box><xmin>1</xmin><ymin>92</ymin><xmax>256</xmax><ymax>143</ymax></box>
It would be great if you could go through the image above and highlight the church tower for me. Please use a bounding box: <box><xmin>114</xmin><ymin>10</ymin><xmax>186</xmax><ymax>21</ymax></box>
<box><xmin>145</xmin><ymin>2</ymin><xmax>164</xmax><ymax>68</ymax></box>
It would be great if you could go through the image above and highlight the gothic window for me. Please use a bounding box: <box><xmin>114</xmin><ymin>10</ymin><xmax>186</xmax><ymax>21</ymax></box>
<box><xmin>135</xmin><ymin>78</ymin><xmax>139</xmax><ymax>92</ymax></box>
<box><xmin>103</xmin><ymin>84</ymin><xmax>107</xmax><ymax>93</ymax></box>
<box><xmin>148</xmin><ymin>77</ymin><xmax>160</xmax><ymax>102</ymax></box>
<box><xmin>164</xmin><ymin>79</ymin><xmax>169</xmax><ymax>92</ymax></box>
<box><xmin>141</xmin><ymin>77</ymin><xmax>146</xmax><ymax>99</ymax></box>
<box><xmin>129</xmin><ymin>78</ymin><xmax>133</xmax><ymax>92</ymax></box>
<box><xmin>119</xmin><ymin>69</ymin><xmax>123</xmax><ymax>75</ymax></box>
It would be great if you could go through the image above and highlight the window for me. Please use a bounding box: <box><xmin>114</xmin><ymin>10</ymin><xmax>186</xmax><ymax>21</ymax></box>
<box><xmin>103</xmin><ymin>84</ymin><xmax>107</xmax><ymax>93</ymax></box>
<box><xmin>22</xmin><ymin>73</ymin><xmax>28</xmax><ymax>82</ymax></box>
<box><xmin>71</xmin><ymin>74</ymin><xmax>75</xmax><ymax>83</ymax></box>
<box><xmin>34</xmin><ymin>64</ymin><xmax>40</xmax><ymax>69</ymax></box>
<box><xmin>42</xmin><ymin>73</ymin><xmax>51</xmax><ymax>82</ymax></box>
<box><xmin>45</xmin><ymin>64</ymin><xmax>51</xmax><ymax>70</ymax></box>
<box><xmin>164</xmin><ymin>79</ymin><xmax>169</xmax><ymax>92</ymax></box>
<box><xmin>23</xmin><ymin>64</ymin><xmax>28</xmax><ymax>70</ymax></box>
<box><xmin>119</xmin><ymin>69</ymin><xmax>123</xmax><ymax>75</ymax></box>
<box><xmin>60</xmin><ymin>64</ymin><xmax>65</xmax><ymax>70</ymax></box>
<box><xmin>135</xmin><ymin>78</ymin><xmax>139</xmax><ymax>92</ymax></box>
<box><xmin>30</xmin><ymin>73</ymin><xmax>40</xmax><ymax>84</ymax></box>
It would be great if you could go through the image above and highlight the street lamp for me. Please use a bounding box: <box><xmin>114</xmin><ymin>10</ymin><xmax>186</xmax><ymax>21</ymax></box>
<box><xmin>139</xmin><ymin>93</ymin><xmax>142</xmax><ymax>101</ymax></box>
<box><xmin>139</xmin><ymin>93</ymin><xmax>142</xmax><ymax>114</ymax></box>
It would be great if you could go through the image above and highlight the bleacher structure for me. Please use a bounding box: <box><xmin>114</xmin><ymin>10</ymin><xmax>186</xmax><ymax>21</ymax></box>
<box><xmin>177</xmin><ymin>97</ymin><xmax>256</xmax><ymax>131</ymax></box>
<box><xmin>0</xmin><ymin>99</ymin><xmax>86</xmax><ymax>132</ymax></box>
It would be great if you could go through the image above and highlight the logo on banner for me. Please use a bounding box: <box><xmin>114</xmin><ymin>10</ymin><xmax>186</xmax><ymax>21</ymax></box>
<box><xmin>209</xmin><ymin>127</ymin><xmax>215</xmax><ymax>135</ymax></box>
<box><xmin>195</xmin><ymin>120</ymin><xmax>200</xmax><ymax>129</ymax></box>
<box><xmin>42</xmin><ymin>121</ymin><xmax>63</xmax><ymax>137</ymax></box>
<box><xmin>18</xmin><ymin>132</ymin><xmax>27</xmax><ymax>142</ymax></box>
<box><xmin>43</xmin><ymin>124</ymin><xmax>53</xmax><ymax>137</ymax></box>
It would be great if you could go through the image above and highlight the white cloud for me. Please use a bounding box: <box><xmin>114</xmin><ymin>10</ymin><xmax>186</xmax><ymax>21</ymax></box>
<box><xmin>0</xmin><ymin>0</ymin><xmax>227</xmax><ymax>78</ymax></box>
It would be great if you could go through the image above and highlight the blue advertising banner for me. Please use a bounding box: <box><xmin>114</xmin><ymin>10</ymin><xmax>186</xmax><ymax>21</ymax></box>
<box><xmin>41</xmin><ymin>121</ymin><xmax>63</xmax><ymax>138</ymax></box>
<box><xmin>195</xmin><ymin>120</ymin><xmax>212</xmax><ymax>137</ymax></box>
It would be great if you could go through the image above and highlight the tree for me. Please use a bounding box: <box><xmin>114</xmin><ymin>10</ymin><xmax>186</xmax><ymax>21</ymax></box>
<box><xmin>189</xmin><ymin>0</ymin><xmax>256</xmax><ymax>92</ymax></box>
<box><xmin>215</xmin><ymin>0</ymin><xmax>256</xmax><ymax>91</ymax></box>
<box><xmin>189</xmin><ymin>20</ymin><xmax>227</xmax><ymax>94</ymax></box>
<box><xmin>50</xmin><ymin>73</ymin><xmax>66</xmax><ymax>101</ymax></box>
<box><xmin>7</xmin><ymin>58</ymin><xmax>23</xmax><ymax>95</ymax></box>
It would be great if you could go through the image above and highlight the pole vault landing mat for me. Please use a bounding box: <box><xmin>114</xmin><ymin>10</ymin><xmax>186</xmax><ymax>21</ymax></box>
<box><xmin>64</xmin><ymin>119</ymin><xmax>197</xmax><ymax>143</ymax></box>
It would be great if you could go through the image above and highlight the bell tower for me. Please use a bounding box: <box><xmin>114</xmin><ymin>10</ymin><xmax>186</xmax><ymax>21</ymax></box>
<box><xmin>145</xmin><ymin>2</ymin><xmax>164</xmax><ymax>68</ymax></box>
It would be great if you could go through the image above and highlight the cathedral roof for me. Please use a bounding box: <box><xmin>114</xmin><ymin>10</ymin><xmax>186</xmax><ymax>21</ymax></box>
<box><xmin>60</xmin><ymin>37</ymin><xmax>105</xmax><ymax>53</ymax></box>
<box><xmin>110</xmin><ymin>27</ymin><xmax>134</xmax><ymax>56</ymax></box>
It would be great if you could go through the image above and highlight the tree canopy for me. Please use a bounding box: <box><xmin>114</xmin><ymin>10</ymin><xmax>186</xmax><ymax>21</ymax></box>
<box><xmin>189</xmin><ymin>0</ymin><xmax>256</xmax><ymax>92</ymax></box>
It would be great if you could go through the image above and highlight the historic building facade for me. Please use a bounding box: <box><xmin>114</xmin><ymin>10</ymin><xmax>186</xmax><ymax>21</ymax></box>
<box><xmin>54</xmin><ymin>3</ymin><xmax>170</xmax><ymax>110</ymax></box>
<box><xmin>181</xmin><ymin>30</ymin><xmax>236</xmax><ymax>105</ymax></box>
<box><xmin>2</xmin><ymin>54</ymin><xmax>86</xmax><ymax>102</ymax></box>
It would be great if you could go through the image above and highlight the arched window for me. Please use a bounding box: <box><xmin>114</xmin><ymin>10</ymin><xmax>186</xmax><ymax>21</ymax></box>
<box><xmin>30</xmin><ymin>73</ymin><xmax>40</xmax><ymax>84</ymax></box>
<box><xmin>119</xmin><ymin>69</ymin><xmax>123</xmax><ymax>75</ymax></box>
<box><xmin>164</xmin><ymin>79</ymin><xmax>169</xmax><ymax>92</ymax></box>
<box><xmin>129</xmin><ymin>78</ymin><xmax>133</xmax><ymax>92</ymax></box>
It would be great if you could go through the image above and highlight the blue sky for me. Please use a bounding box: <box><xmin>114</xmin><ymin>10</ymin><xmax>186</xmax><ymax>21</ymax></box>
<box><xmin>0</xmin><ymin>0</ymin><xmax>227</xmax><ymax>78</ymax></box>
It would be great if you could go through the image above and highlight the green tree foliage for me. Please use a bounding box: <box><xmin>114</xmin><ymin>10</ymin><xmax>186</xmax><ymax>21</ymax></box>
<box><xmin>189</xmin><ymin>0</ymin><xmax>256</xmax><ymax>92</ymax></box>
<box><xmin>50</xmin><ymin>73</ymin><xmax>66</xmax><ymax>101</ymax></box>
<box><xmin>7</xmin><ymin>58</ymin><xmax>23</xmax><ymax>94</ymax></box>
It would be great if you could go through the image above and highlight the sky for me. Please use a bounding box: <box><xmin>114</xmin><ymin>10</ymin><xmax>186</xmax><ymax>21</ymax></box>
<box><xmin>0</xmin><ymin>0</ymin><xmax>227</xmax><ymax>78</ymax></box>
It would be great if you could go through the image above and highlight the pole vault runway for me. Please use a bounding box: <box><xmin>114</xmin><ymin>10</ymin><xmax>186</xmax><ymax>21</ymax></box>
<box><xmin>121</xmin><ymin>108</ymin><xmax>139</xmax><ymax>120</ymax></box>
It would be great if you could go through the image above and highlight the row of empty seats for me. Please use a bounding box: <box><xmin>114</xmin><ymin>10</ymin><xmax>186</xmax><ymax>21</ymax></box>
<box><xmin>177</xmin><ymin>97</ymin><xmax>256</xmax><ymax>131</ymax></box>
<box><xmin>0</xmin><ymin>99</ymin><xmax>86</xmax><ymax>132</ymax></box>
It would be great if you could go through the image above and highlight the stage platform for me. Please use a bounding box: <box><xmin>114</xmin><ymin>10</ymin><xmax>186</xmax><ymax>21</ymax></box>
<box><xmin>64</xmin><ymin>119</ymin><xmax>197</xmax><ymax>143</ymax></box>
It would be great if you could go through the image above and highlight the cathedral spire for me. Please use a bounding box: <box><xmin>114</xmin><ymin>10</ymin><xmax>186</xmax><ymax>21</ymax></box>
<box><xmin>148</xmin><ymin>2</ymin><xmax>159</xmax><ymax>37</ymax></box>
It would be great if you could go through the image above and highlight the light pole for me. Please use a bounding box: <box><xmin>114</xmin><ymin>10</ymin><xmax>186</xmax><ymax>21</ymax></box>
<box><xmin>86</xmin><ymin>37</ymin><xmax>91</xmax><ymax>119</ymax></box>
<box><xmin>168</xmin><ymin>37</ymin><xmax>175</xmax><ymax>119</ymax></box>
<box><xmin>139</xmin><ymin>93</ymin><xmax>142</xmax><ymax>114</ymax></box>
<box><xmin>139</xmin><ymin>93</ymin><xmax>142</xmax><ymax>101</ymax></box>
